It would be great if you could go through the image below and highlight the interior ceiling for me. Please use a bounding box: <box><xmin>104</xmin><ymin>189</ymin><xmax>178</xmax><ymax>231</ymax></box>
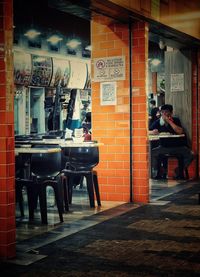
<box><xmin>48</xmin><ymin>0</ymin><xmax>92</xmax><ymax>20</ymax></box>
<box><xmin>148</xmin><ymin>23</ymin><xmax>199</xmax><ymax>49</ymax></box>
<box><xmin>48</xmin><ymin>0</ymin><xmax>200</xmax><ymax>49</ymax></box>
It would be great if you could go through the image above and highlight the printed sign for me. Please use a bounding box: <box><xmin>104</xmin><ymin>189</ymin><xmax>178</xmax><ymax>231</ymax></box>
<box><xmin>93</xmin><ymin>56</ymin><xmax>125</xmax><ymax>81</ymax></box>
<box><xmin>100</xmin><ymin>82</ymin><xmax>116</xmax><ymax>106</ymax></box>
<box><xmin>170</xmin><ymin>73</ymin><xmax>184</xmax><ymax>92</ymax></box>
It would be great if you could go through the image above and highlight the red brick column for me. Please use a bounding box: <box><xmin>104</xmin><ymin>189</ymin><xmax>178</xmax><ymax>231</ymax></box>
<box><xmin>91</xmin><ymin>15</ymin><xmax>131</xmax><ymax>202</ymax></box>
<box><xmin>91</xmin><ymin>15</ymin><xmax>149</xmax><ymax>203</ymax></box>
<box><xmin>0</xmin><ymin>0</ymin><xmax>16</xmax><ymax>259</ymax></box>
<box><xmin>198</xmin><ymin>49</ymin><xmax>200</xmax><ymax>177</ymax></box>
<box><xmin>190</xmin><ymin>51</ymin><xmax>199</xmax><ymax>178</ymax></box>
<box><xmin>131</xmin><ymin>22</ymin><xmax>149</xmax><ymax>203</ymax></box>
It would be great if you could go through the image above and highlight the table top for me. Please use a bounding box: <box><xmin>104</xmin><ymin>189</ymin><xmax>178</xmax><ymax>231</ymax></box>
<box><xmin>15</xmin><ymin>147</ymin><xmax>61</xmax><ymax>156</ymax></box>
<box><xmin>149</xmin><ymin>133</ymin><xmax>185</xmax><ymax>141</ymax></box>
<box><xmin>60</xmin><ymin>141</ymin><xmax>104</xmax><ymax>148</ymax></box>
<box><xmin>15</xmin><ymin>139</ymin><xmax>104</xmax><ymax>147</ymax></box>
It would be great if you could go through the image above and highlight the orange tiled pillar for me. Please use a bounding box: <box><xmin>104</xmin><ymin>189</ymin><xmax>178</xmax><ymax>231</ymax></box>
<box><xmin>131</xmin><ymin>22</ymin><xmax>149</xmax><ymax>203</ymax></box>
<box><xmin>198</xmin><ymin>49</ymin><xmax>200</xmax><ymax>177</ymax></box>
<box><xmin>91</xmin><ymin>15</ymin><xmax>149</xmax><ymax>203</ymax></box>
<box><xmin>0</xmin><ymin>0</ymin><xmax>16</xmax><ymax>259</ymax></box>
<box><xmin>190</xmin><ymin>51</ymin><xmax>199</xmax><ymax>178</ymax></box>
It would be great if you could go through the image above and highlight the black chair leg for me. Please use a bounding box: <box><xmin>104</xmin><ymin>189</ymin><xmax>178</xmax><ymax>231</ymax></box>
<box><xmin>79</xmin><ymin>176</ymin><xmax>84</xmax><ymax>189</ymax></box>
<box><xmin>53</xmin><ymin>185</ymin><xmax>64</xmax><ymax>223</ymax></box>
<box><xmin>177</xmin><ymin>157</ymin><xmax>184</xmax><ymax>178</ymax></box>
<box><xmin>16</xmin><ymin>184</ymin><xmax>24</xmax><ymax>217</ymax></box>
<box><xmin>62</xmin><ymin>177</ymin><xmax>69</xmax><ymax>212</ymax></box>
<box><xmin>38</xmin><ymin>185</ymin><xmax>48</xmax><ymax>224</ymax></box>
<box><xmin>68</xmin><ymin>177</ymin><xmax>74</xmax><ymax>204</ymax></box>
<box><xmin>184</xmin><ymin>167</ymin><xmax>189</xmax><ymax>179</ymax></box>
<box><xmin>93</xmin><ymin>171</ymin><xmax>101</xmax><ymax>206</ymax></box>
<box><xmin>26</xmin><ymin>185</ymin><xmax>36</xmax><ymax>221</ymax></box>
<box><xmin>86</xmin><ymin>174</ymin><xmax>95</xmax><ymax>208</ymax></box>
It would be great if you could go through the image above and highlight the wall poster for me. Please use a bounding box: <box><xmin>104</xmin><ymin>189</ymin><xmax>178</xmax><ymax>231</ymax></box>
<box><xmin>67</xmin><ymin>60</ymin><xmax>87</xmax><ymax>89</ymax></box>
<box><xmin>50</xmin><ymin>58</ymin><xmax>70</xmax><ymax>87</ymax></box>
<box><xmin>93</xmin><ymin>56</ymin><xmax>125</xmax><ymax>82</ymax></box>
<box><xmin>30</xmin><ymin>55</ymin><xmax>52</xmax><ymax>87</ymax></box>
<box><xmin>14</xmin><ymin>51</ymin><xmax>32</xmax><ymax>86</ymax></box>
<box><xmin>170</xmin><ymin>73</ymin><xmax>184</xmax><ymax>92</ymax></box>
<box><xmin>100</xmin><ymin>82</ymin><xmax>116</xmax><ymax>106</ymax></box>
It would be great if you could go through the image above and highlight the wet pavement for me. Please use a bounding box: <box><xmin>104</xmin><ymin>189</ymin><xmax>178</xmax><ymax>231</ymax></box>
<box><xmin>1</xmin><ymin>180</ymin><xmax>200</xmax><ymax>276</ymax></box>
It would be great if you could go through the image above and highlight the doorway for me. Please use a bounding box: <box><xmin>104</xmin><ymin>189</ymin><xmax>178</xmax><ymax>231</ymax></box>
<box><xmin>148</xmin><ymin>32</ymin><xmax>194</xmax><ymax>201</ymax></box>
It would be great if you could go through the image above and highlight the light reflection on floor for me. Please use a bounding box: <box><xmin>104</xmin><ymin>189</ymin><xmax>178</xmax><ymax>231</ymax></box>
<box><xmin>15</xmin><ymin>178</ymin><xmax>190</xmax><ymax>251</ymax></box>
<box><xmin>150</xmin><ymin>177</ymin><xmax>189</xmax><ymax>201</ymax></box>
<box><xmin>13</xmin><ymin>178</ymin><xmax>195</xmax><ymax>265</ymax></box>
<box><xmin>16</xmin><ymin>186</ymin><xmax>125</xmax><ymax>245</ymax></box>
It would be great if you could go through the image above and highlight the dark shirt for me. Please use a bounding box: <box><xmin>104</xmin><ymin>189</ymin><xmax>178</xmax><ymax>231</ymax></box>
<box><xmin>149</xmin><ymin>116</ymin><xmax>182</xmax><ymax>133</ymax></box>
<box><xmin>149</xmin><ymin>117</ymin><xmax>187</xmax><ymax>147</ymax></box>
<box><xmin>149</xmin><ymin>107</ymin><xmax>159</xmax><ymax>126</ymax></box>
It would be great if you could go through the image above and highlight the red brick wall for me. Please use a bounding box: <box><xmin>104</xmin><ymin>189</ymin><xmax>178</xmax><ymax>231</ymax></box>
<box><xmin>0</xmin><ymin>0</ymin><xmax>16</xmax><ymax>259</ymax></box>
<box><xmin>198</xmin><ymin>49</ymin><xmax>200</xmax><ymax>177</ymax></box>
<box><xmin>190</xmin><ymin>51</ymin><xmax>199</xmax><ymax>178</ymax></box>
<box><xmin>91</xmin><ymin>15</ymin><xmax>149</xmax><ymax>203</ymax></box>
<box><xmin>131</xmin><ymin>22</ymin><xmax>149</xmax><ymax>203</ymax></box>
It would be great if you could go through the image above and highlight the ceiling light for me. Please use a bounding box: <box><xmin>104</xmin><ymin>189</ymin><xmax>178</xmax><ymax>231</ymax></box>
<box><xmin>24</xmin><ymin>29</ymin><xmax>41</xmax><ymax>39</ymax></box>
<box><xmin>66</xmin><ymin>39</ymin><xmax>81</xmax><ymax>49</ymax></box>
<box><xmin>151</xmin><ymin>59</ymin><xmax>161</xmax><ymax>66</ymax></box>
<box><xmin>47</xmin><ymin>35</ymin><xmax>63</xmax><ymax>45</ymax></box>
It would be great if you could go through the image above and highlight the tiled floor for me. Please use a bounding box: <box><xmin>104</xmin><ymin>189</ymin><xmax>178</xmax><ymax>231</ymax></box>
<box><xmin>150</xmin><ymin>177</ymin><xmax>187</xmax><ymax>201</ymax></box>
<box><xmin>16</xmin><ymin>177</ymin><xmax>185</xmax><ymax>247</ymax></box>
<box><xmin>16</xmin><ymin>185</ymin><xmax>126</xmax><ymax>253</ymax></box>
<box><xmin>14</xmin><ymin>174</ymin><xmax>191</xmax><ymax>266</ymax></box>
<box><xmin>3</xmin><ymin>178</ymin><xmax>200</xmax><ymax>276</ymax></box>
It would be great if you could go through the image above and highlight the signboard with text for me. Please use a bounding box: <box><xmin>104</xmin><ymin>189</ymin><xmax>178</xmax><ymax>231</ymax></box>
<box><xmin>170</xmin><ymin>73</ymin><xmax>184</xmax><ymax>92</ymax></box>
<box><xmin>93</xmin><ymin>56</ymin><xmax>125</xmax><ymax>82</ymax></box>
<box><xmin>100</xmin><ymin>82</ymin><xmax>116</xmax><ymax>106</ymax></box>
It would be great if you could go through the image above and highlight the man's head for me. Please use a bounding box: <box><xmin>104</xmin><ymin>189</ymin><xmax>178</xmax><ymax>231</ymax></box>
<box><xmin>161</xmin><ymin>104</ymin><xmax>173</xmax><ymax>113</ymax></box>
<box><xmin>150</xmin><ymin>100</ymin><xmax>156</xmax><ymax>107</ymax></box>
<box><xmin>160</xmin><ymin>104</ymin><xmax>173</xmax><ymax>122</ymax></box>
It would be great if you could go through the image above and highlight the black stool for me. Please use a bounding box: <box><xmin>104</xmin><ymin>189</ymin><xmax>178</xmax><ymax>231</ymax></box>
<box><xmin>61</xmin><ymin>145</ymin><xmax>101</xmax><ymax>209</ymax></box>
<box><xmin>15</xmin><ymin>153</ymin><xmax>36</xmax><ymax>219</ymax></box>
<box><xmin>31</xmin><ymin>144</ymin><xmax>64</xmax><ymax>224</ymax></box>
<box><xmin>15</xmin><ymin>178</ymin><xmax>37</xmax><ymax>220</ymax></box>
<box><xmin>159</xmin><ymin>153</ymin><xmax>184</xmax><ymax>179</ymax></box>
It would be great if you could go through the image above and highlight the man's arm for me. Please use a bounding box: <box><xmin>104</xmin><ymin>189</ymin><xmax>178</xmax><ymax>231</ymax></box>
<box><xmin>164</xmin><ymin>116</ymin><xmax>183</xmax><ymax>135</ymax></box>
<box><xmin>149</xmin><ymin>120</ymin><xmax>159</xmax><ymax>135</ymax></box>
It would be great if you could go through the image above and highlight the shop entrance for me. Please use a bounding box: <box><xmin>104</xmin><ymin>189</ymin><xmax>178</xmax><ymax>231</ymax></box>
<box><xmin>148</xmin><ymin>32</ymin><xmax>196</xmax><ymax>201</ymax></box>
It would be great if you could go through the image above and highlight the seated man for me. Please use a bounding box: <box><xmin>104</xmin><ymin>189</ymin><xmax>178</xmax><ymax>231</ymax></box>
<box><xmin>149</xmin><ymin>99</ymin><xmax>160</xmax><ymax>127</ymax></box>
<box><xmin>149</xmin><ymin>104</ymin><xmax>194</xmax><ymax>179</ymax></box>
